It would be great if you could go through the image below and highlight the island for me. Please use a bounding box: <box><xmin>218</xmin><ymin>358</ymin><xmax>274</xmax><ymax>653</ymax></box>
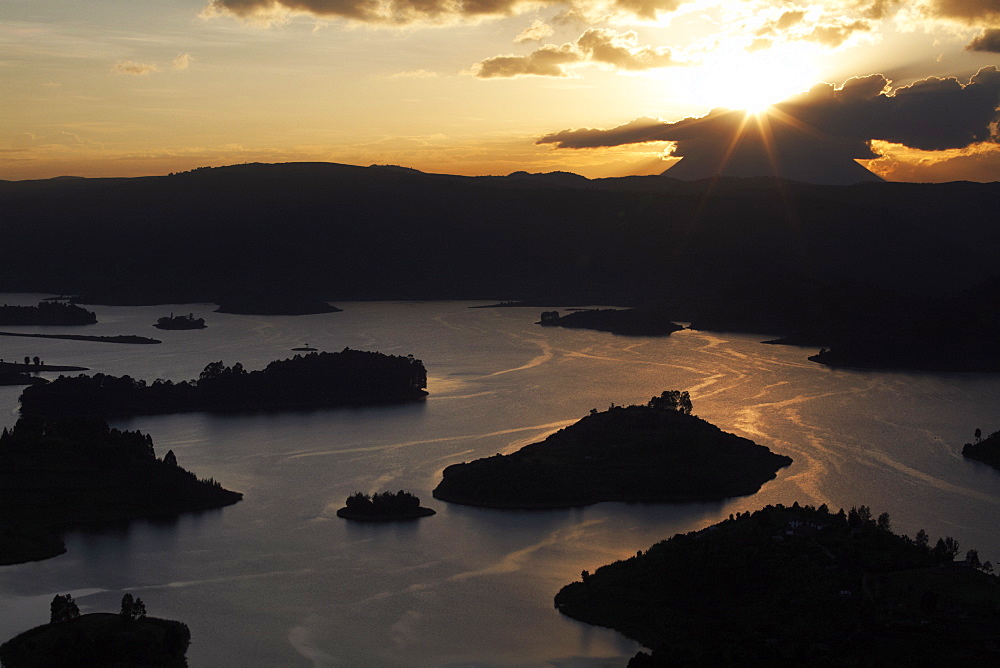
<box><xmin>0</xmin><ymin>594</ymin><xmax>190</xmax><ymax>666</ymax></box>
<box><xmin>432</xmin><ymin>392</ymin><xmax>792</xmax><ymax>509</ymax></box>
<box><xmin>214</xmin><ymin>297</ymin><xmax>342</xmax><ymax>316</ymax></box>
<box><xmin>0</xmin><ymin>301</ymin><xmax>97</xmax><ymax>326</ymax></box>
<box><xmin>153</xmin><ymin>312</ymin><xmax>206</xmax><ymax>330</ymax></box>
<box><xmin>336</xmin><ymin>490</ymin><xmax>435</xmax><ymax>521</ymax></box>
<box><xmin>0</xmin><ymin>371</ymin><xmax>47</xmax><ymax>387</ymax></box>
<box><xmin>0</xmin><ymin>415</ymin><xmax>242</xmax><ymax>565</ymax></box>
<box><xmin>0</xmin><ymin>360</ymin><xmax>88</xmax><ymax>374</ymax></box>
<box><xmin>538</xmin><ymin>309</ymin><xmax>684</xmax><ymax>336</ymax></box>
<box><xmin>0</xmin><ymin>331</ymin><xmax>160</xmax><ymax>344</ymax></box>
<box><xmin>18</xmin><ymin>348</ymin><xmax>428</xmax><ymax>418</ymax></box>
<box><xmin>554</xmin><ymin>503</ymin><xmax>999</xmax><ymax>665</ymax></box>
<box><xmin>963</xmin><ymin>428</ymin><xmax>1000</xmax><ymax>470</ymax></box>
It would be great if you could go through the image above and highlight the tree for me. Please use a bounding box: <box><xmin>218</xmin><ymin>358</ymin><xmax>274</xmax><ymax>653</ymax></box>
<box><xmin>32</xmin><ymin>356</ymin><xmax>40</xmax><ymax>367</ymax></box>
<box><xmin>120</xmin><ymin>593</ymin><xmax>134</xmax><ymax>619</ymax></box>
<box><xmin>975</xmin><ymin>427</ymin><xmax>982</xmax><ymax>443</ymax></box>
<box><xmin>647</xmin><ymin>390</ymin><xmax>692</xmax><ymax>415</ymax></box>
<box><xmin>876</xmin><ymin>512</ymin><xmax>892</xmax><ymax>532</ymax></box>
<box><xmin>49</xmin><ymin>594</ymin><xmax>80</xmax><ymax>623</ymax></box>
<box><xmin>915</xmin><ymin>529</ymin><xmax>929</xmax><ymax>548</ymax></box>
<box><xmin>965</xmin><ymin>549</ymin><xmax>981</xmax><ymax>570</ymax></box>
<box><xmin>163</xmin><ymin>449</ymin><xmax>177</xmax><ymax>467</ymax></box>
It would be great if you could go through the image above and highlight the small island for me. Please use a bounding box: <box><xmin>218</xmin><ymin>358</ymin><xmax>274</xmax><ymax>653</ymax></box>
<box><xmin>19</xmin><ymin>348</ymin><xmax>428</xmax><ymax>418</ymax></box>
<box><xmin>432</xmin><ymin>392</ymin><xmax>792</xmax><ymax>509</ymax></box>
<box><xmin>0</xmin><ymin>301</ymin><xmax>97</xmax><ymax>326</ymax></box>
<box><xmin>963</xmin><ymin>428</ymin><xmax>1000</xmax><ymax>470</ymax></box>
<box><xmin>0</xmin><ymin>416</ymin><xmax>242</xmax><ymax>565</ymax></box>
<box><xmin>336</xmin><ymin>490</ymin><xmax>435</xmax><ymax>521</ymax></box>
<box><xmin>0</xmin><ymin>593</ymin><xmax>190</xmax><ymax>666</ymax></box>
<box><xmin>153</xmin><ymin>312</ymin><xmax>206</xmax><ymax>330</ymax></box>
<box><xmin>538</xmin><ymin>309</ymin><xmax>684</xmax><ymax>336</ymax></box>
<box><xmin>554</xmin><ymin>503</ymin><xmax>999</xmax><ymax>665</ymax></box>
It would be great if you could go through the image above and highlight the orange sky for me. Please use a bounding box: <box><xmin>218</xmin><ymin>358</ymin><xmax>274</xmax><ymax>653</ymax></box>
<box><xmin>2</xmin><ymin>0</ymin><xmax>999</xmax><ymax>181</ymax></box>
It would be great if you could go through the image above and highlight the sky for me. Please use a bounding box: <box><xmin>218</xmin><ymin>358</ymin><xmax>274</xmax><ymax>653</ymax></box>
<box><xmin>2</xmin><ymin>0</ymin><xmax>999</xmax><ymax>181</ymax></box>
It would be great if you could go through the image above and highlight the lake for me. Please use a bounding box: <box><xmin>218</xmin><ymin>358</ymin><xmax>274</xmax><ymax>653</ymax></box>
<box><xmin>1</xmin><ymin>296</ymin><xmax>998</xmax><ymax>666</ymax></box>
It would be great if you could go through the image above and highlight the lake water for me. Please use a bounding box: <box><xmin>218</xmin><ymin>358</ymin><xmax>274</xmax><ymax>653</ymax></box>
<box><xmin>1</xmin><ymin>296</ymin><xmax>998</xmax><ymax>666</ymax></box>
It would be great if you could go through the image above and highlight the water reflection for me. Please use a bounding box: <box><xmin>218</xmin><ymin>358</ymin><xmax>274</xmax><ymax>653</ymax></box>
<box><xmin>0</xmin><ymin>299</ymin><xmax>998</xmax><ymax>666</ymax></box>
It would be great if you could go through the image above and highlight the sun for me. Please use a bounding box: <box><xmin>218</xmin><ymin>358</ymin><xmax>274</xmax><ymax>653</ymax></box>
<box><xmin>681</xmin><ymin>43</ymin><xmax>822</xmax><ymax>114</ymax></box>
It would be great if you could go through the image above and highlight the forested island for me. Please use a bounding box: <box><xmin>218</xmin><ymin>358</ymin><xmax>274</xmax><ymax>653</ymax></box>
<box><xmin>0</xmin><ymin>301</ymin><xmax>97</xmax><ymax>326</ymax></box>
<box><xmin>0</xmin><ymin>416</ymin><xmax>242</xmax><ymax>565</ymax></box>
<box><xmin>555</xmin><ymin>503</ymin><xmax>999</xmax><ymax>665</ymax></box>
<box><xmin>432</xmin><ymin>392</ymin><xmax>792</xmax><ymax>508</ymax></box>
<box><xmin>336</xmin><ymin>490</ymin><xmax>435</xmax><ymax>521</ymax></box>
<box><xmin>18</xmin><ymin>349</ymin><xmax>428</xmax><ymax>418</ymax></box>
<box><xmin>154</xmin><ymin>313</ymin><xmax>206</xmax><ymax>330</ymax></box>
<box><xmin>0</xmin><ymin>594</ymin><xmax>190</xmax><ymax>666</ymax></box>
<box><xmin>0</xmin><ymin>331</ymin><xmax>159</xmax><ymax>344</ymax></box>
<box><xmin>538</xmin><ymin>309</ymin><xmax>684</xmax><ymax>336</ymax></box>
<box><xmin>963</xmin><ymin>429</ymin><xmax>1000</xmax><ymax>471</ymax></box>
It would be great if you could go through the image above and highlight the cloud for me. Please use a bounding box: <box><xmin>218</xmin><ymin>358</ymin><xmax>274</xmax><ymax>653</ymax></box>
<box><xmin>865</xmin><ymin>140</ymin><xmax>1000</xmax><ymax>182</ymax></box>
<box><xmin>474</xmin><ymin>28</ymin><xmax>681</xmax><ymax>78</ymax></box>
<box><xmin>388</xmin><ymin>69</ymin><xmax>439</xmax><ymax>78</ymax></box>
<box><xmin>200</xmin><ymin>0</ymin><xmax>693</xmax><ymax>26</ymax></box>
<box><xmin>172</xmin><ymin>53</ymin><xmax>194</xmax><ymax>70</ymax></box>
<box><xmin>922</xmin><ymin>0</ymin><xmax>1000</xmax><ymax>25</ymax></box>
<box><xmin>515</xmin><ymin>19</ymin><xmax>554</xmax><ymax>43</ymax></box>
<box><xmin>112</xmin><ymin>60</ymin><xmax>159</xmax><ymax>75</ymax></box>
<box><xmin>539</xmin><ymin>67</ymin><xmax>1000</xmax><ymax>151</ymax></box>
<box><xmin>537</xmin><ymin>67</ymin><xmax>1000</xmax><ymax>183</ymax></box>
<box><xmin>967</xmin><ymin>28</ymin><xmax>1000</xmax><ymax>52</ymax></box>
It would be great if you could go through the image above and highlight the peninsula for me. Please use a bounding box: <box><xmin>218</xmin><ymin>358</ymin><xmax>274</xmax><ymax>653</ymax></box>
<box><xmin>554</xmin><ymin>503</ymin><xmax>999</xmax><ymax>665</ymax></box>
<box><xmin>0</xmin><ymin>415</ymin><xmax>242</xmax><ymax>565</ymax></box>
<box><xmin>432</xmin><ymin>392</ymin><xmax>791</xmax><ymax>508</ymax></box>
<box><xmin>538</xmin><ymin>309</ymin><xmax>684</xmax><ymax>336</ymax></box>
<box><xmin>18</xmin><ymin>349</ymin><xmax>428</xmax><ymax>418</ymax></box>
<box><xmin>0</xmin><ymin>302</ymin><xmax>97</xmax><ymax>326</ymax></box>
<box><xmin>963</xmin><ymin>429</ymin><xmax>1000</xmax><ymax>471</ymax></box>
<box><xmin>336</xmin><ymin>491</ymin><xmax>435</xmax><ymax>521</ymax></box>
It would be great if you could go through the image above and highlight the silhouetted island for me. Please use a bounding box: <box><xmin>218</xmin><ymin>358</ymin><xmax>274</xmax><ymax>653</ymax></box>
<box><xmin>0</xmin><ymin>301</ymin><xmax>97</xmax><ymax>326</ymax></box>
<box><xmin>153</xmin><ymin>312</ymin><xmax>206</xmax><ymax>330</ymax></box>
<box><xmin>432</xmin><ymin>392</ymin><xmax>791</xmax><ymax>508</ymax></box>
<box><xmin>0</xmin><ymin>416</ymin><xmax>242</xmax><ymax>565</ymax></box>
<box><xmin>18</xmin><ymin>349</ymin><xmax>428</xmax><ymax>418</ymax></box>
<box><xmin>214</xmin><ymin>297</ymin><xmax>342</xmax><ymax>316</ymax></box>
<box><xmin>0</xmin><ymin>331</ymin><xmax>160</xmax><ymax>344</ymax></box>
<box><xmin>0</xmin><ymin>361</ymin><xmax>88</xmax><ymax>374</ymax></box>
<box><xmin>538</xmin><ymin>309</ymin><xmax>684</xmax><ymax>336</ymax></box>
<box><xmin>0</xmin><ymin>595</ymin><xmax>189</xmax><ymax>666</ymax></box>
<box><xmin>555</xmin><ymin>503</ymin><xmax>999</xmax><ymax>665</ymax></box>
<box><xmin>963</xmin><ymin>429</ymin><xmax>1000</xmax><ymax>471</ymax></box>
<box><xmin>336</xmin><ymin>490</ymin><xmax>435</xmax><ymax>521</ymax></box>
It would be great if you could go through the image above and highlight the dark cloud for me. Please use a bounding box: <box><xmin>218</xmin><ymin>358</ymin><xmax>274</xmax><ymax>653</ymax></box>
<box><xmin>474</xmin><ymin>29</ymin><xmax>681</xmax><ymax>78</ymax></box>
<box><xmin>925</xmin><ymin>0</ymin><xmax>1000</xmax><ymax>24</ymax></box>
<box><xmin>202</xmin><ymin>0</ymin><xmax>689</xmax><ymax>25</ymax></box>
<box><xmin>967</xmin><ymin>29</ymin><xmax>1000</xmax><ymax>53</ymax></box>
<box><xmin>476</xmin><ymin>45</ymin><xmax>579</xmax><ymax>78</ymax></box>
<box><xmin>537</xmin><ymin>67</ymin><xmax>1000</xmax><ymax>184</ymax></box>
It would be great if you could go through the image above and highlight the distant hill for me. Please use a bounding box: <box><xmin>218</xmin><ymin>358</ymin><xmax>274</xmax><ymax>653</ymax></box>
<box><xmin>1</xmin><ymin>162</ymin><xmax>997</xmax><ymax>319</ymax></box>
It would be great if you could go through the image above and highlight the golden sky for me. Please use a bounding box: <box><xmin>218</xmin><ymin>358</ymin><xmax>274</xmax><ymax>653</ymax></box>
<box><xmin>2</xmin><ymin>0</ymin><xmax>999</xmax><ymax>181</ymax></box>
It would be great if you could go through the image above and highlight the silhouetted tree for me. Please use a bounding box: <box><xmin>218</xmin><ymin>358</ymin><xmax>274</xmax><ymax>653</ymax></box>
<box><xmin>877</xmin><ymin>512</ymin><xmax>892</xmax><ymax>532</ymax></box>
<box><xmin>49</xmin><ymin>594</ymin><xmax>80</xmax><ymax>623</ymax></box>
<box><xmin>975</xmin><ymin>427</ymin><xmax>982</xmax><ymax>443</ymax></box>
<box><xmin>163</xmin><ymin>449</ymin><xmax>177</xmax><ymax>467</ymax></box>
<box><xmin>915</xmin><ymin>529</ymin><xmax>929</xmax><ymax>549</ymax></box>
<box><xmin>966</xmin><ymin>549</ymin><xmax>981</xmax><ymax>570</ymax></box>
<box><xmin>32</xmin><ymin>356</ymin><xmax>40</xmax><ymax>367</ymax></box>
